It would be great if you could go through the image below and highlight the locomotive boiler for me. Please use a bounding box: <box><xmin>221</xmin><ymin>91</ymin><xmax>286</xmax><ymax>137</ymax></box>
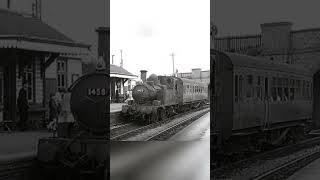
<box><xmin>122</xmin><ymin>71</ymin><xmax>208</xmax><ymax>123</ymax></box>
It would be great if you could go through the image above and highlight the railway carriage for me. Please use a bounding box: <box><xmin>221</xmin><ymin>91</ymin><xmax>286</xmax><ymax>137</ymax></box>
<box><xmin>211</xmin><ymin>50</ymin><xmax>317</xmax><ymax>151</ymax></box>
<box><xmin>122</xmin><ymin>74</ymin><xmax>208</xmax><ymax>123</ymax></box>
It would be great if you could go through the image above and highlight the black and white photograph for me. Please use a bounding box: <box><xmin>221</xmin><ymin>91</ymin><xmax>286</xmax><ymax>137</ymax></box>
<box><xmin>109</xmin><ymin>0</ymin><xmax>210</xmax><ymax>179</ymax></box>
<box><xmin>110</xmin><ymin>0</ymin><xmax>210</xmax><ymax>142</ymax></box>
<box><xmin>0</xmin><ymin>0</ymin><xmax>108</xmax><ymax>179</ymax></box>
<box><xmin>211</xmin><ymin>0</ymin><xmax>320</xmax><ymax>179</ymax></box>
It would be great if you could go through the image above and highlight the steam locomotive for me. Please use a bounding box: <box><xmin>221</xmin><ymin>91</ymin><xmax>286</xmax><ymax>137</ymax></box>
<box><xmin>211</xmin><ymin>50</ymin><xmax>320</xmax><ymax>155</ymax></box>
<box><xmin>36</xmin><ymin>72</ymin><xmax>108</xmax><ymax>179</ymax></box>
<box><xmin>122</xmin><ymin>72</ymin><xmax>209</xmax><ymax>123</ymax></box>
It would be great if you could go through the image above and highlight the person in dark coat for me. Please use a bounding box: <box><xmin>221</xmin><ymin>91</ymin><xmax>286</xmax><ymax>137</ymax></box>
<box><xmin>17</xmin><ymin>82</ymin><xmax>29</xmax><ymax>131</ymax></box>
<box><xmin>116</xmin><ymin>89</ymin><xmax>119</xmax><ymax>103</ymax></box>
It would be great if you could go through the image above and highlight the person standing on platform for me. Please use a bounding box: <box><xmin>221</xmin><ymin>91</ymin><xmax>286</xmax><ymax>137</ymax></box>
<box><xmin>116</xmin><ymin>89</ymin><xmax>119</xmax><ymax>103</ymax></box>
<box><xmin>17</xmin><ymin>81</ymin><xmax>29</xmax><ymax>131</ymax></box>
<box><xmin>59</xmin><ymin>89</ymin><xmax>75</xmax><ymax>137</ymax></box>
<box><xmin>47</xmin><ymin>93</ymin><xmax>58</xmax><ymax>136</ymax></box>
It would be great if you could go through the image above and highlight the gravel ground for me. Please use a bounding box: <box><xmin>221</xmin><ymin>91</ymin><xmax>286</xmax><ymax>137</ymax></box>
<box><xmin>212</xmin><ymin>144</ymin><xmax>320</xmax><ymax>179</ymax></box>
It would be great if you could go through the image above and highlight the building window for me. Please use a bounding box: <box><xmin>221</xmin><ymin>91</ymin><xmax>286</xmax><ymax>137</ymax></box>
<box><xmin>57</xmin><ymin>60</ymin><xmax>67</xmax><ymax>90</ymax></box>
<box><xmin>24</xmin><ymin>63</ymin><xmax>34</xmax><ymax>102</ymax></box>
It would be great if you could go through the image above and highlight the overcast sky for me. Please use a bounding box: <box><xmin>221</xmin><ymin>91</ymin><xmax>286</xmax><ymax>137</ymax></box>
<box><xmin>212</xmin><ymin>0</ymin><xmax>320</xmax><ymax>37</ymax></box>
<box><xmin>111</xmin><ymin>0</ymin><xmax>210</xmax><ymax>78</ymax></box>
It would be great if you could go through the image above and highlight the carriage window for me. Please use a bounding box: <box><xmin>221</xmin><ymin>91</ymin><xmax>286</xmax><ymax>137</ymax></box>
<box><xmin>277</xmin><ymin>78</ymin><xmax>284</xmax><ymax>101</ymax></box>
<box><xmin>296</xmin><ymin>80</ymin><xmax>300</xmax><ymax>99</ymax></box>
<box><xmin>284</xmin><ymin>79</ymin><xmax>289</xmax><ymax>101</ymax></box>
<box><xmin>302</xmin><ymin>81</ymin><xmax>306</xmax><ymax>98</ymax></box>
<box><xmin>235</xmin><ymin>75</ymin><xmax>238</xmax><ymax>102</ymax></box>
<box><xmin>271</xmin><ymin>77</ymin><xmax>277</xmax><ymax>101</ymax></box>
<box><xmin>248</xmin><ymin>75</ymin><xmax>253</xmax><ymax>85</ymax></box>
<box><xmin>271</xmin><ymin>87</ymin><xmax>277</xmax><ymax>101</ymax></box>
<box><xmin>289</xmin><ymin>79</ymin><xmax>294</xmax><ymax>101</ymax></box>
<box><xmin>306</xmin><ymin>81</ymin><xmax>310</xmax><ymax>99</ymax></box>
<box><xmin>256</xmin><ymin>76</ymin><xmax>262</xmax><ymax>100</ymax></box>
<box><xmin>246</xmin><ymin>75</ymin><xmax>254</xmax><ymax>98</ymax></box>
<box><xmin>239</xmin><ymin>75</ymin><xmax>243</xmax><ymax>101</ymax></box>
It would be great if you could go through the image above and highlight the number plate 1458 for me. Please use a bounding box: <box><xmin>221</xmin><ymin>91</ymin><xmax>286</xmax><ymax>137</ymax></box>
<box><xmin>87</xmin><ymin>88</ymin><xmax>107</xmax><ymax>96</ymax></box>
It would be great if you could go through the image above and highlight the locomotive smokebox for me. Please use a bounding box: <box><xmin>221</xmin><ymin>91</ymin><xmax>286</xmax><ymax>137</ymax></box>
<box><xmin>132</xmin><ymin>84</ymin><xmax>157</xmax><ymax>104</ymax></box>
<box><xmin>141</xmin><ymin>70</ymin><xmax>147</xmax><ymax>83</ymax></box>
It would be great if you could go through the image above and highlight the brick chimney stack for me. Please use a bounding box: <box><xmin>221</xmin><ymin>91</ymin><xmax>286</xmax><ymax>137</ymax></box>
<box><xmin>96</xmin><ymin>27</ymin><xmax>109</xmax><ymax>65</ymax></box>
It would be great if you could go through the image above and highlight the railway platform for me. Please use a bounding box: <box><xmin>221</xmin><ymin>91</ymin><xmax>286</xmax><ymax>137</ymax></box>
<box><xmin>169</xmin><ymin>111</ymin><xmax>210</xmax><ymax>141</ymax></box>
<box><xmin>110</xmin><ymin>103</ymin><xmax>126</xmax><ymax>113</ymax></box>
<box><xmin>110</xmin><ymin>103</ymin><xmax>126</xmax><ymax>125</ymax></box>
<box><xmin>0</xmin><ymin>131</ymin><xmax>51</xmax><ymax>161</ymax></box>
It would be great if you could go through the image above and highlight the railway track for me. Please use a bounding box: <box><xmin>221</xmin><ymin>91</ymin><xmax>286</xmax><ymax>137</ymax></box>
<box><xmin>212</xmin><ymin>136</ymin><xmax>320</xmax><ymax>179</ymax></box>
<box><xmin>144</xmin><ymin>109</ymin><xmax>209</xmax><ymax>141</ymax></box>
<box><xmin>110</xmin><ymin>106</ymin><xmax>209</xmax><ymax>141</ymax></box>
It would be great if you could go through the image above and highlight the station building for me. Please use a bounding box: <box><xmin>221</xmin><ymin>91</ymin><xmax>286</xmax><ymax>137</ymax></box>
<box><xmin>110</xmin><ymin>65</ymin><xmax>137</xmax><ymax>103</ymax></box>
<box><xmin>0</xmin><ymin>8</ymin><xmax>89</xmax><ymax>127</ymax></box>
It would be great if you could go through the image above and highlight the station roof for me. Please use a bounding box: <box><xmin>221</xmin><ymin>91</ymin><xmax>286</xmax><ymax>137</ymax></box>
<box><xmin>110</xmin><ymin>64</ymin><xmax>138</xmax><ymax>79</ymax></box>
<box><xmin>0</xmin><ymin>8</ymin><xmax>90</xmax><ymax>55</ymax></box>
<box><xmin>211</xmin><ymin>49</ymin><xmax>314</xmax><ymax>77</ymax></box>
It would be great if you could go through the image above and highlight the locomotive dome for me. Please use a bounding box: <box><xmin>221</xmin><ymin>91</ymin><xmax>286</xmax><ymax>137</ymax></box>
<box><xmin>147</xmin><ymin>74</ymin><xmax>159</xmax><ymax>84</ymax></box>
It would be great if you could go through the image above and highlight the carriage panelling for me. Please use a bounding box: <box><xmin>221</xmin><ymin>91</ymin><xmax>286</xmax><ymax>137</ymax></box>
<box><xmin>212</xmin><ymin>50</ymin><xmax>314</xmax><ymax>138</ymax></box>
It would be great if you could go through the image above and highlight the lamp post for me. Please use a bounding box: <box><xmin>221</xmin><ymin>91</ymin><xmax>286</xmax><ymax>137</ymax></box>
<box><xmin>170</xmin><ymin>52</ymin><xmax>175</xmax><ymax>76</ymax></box>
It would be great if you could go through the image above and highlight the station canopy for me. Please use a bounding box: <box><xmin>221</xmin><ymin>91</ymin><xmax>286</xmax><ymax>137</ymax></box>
<box><xmin>0</xmin><ymin>9</ymin><xmax>90</xmax><ymax>56</ymax></box>
<box><xmin>110</xmin><ymin>64</ymin><xmax>138</xmax><ymax>79</ymax></box>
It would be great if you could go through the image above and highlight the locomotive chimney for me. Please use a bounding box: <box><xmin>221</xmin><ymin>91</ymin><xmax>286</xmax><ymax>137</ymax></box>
<box><xmin>96</xmin><ymin>27</ymin><xmax>110</xmax><ymax>65</ymax></box>
<box><xmin>140</xmin><ymin>70</ymin><xmax>147</xmax><ymax>83</ymax></box>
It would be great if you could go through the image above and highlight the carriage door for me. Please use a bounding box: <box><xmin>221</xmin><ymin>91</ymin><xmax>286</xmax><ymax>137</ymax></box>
<box><xmin>264</xmin><ymin>77</ymin><xmax>269</xmax><ymax>128</ymax></box>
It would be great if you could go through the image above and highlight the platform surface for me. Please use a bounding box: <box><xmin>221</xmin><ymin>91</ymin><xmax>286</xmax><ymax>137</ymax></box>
<box><xmin>0</xmin><ymin>131</ymin><xmax>51</xmax><ymax>162</ymax></box>
<box><xmin>169</xmin><ymin>111</ymin><xmax>210</xmax><ymax>141</ymax></box>
<box><xmin>288</xmin><ymin>157</ymin><xmax>320</xmax><ymax>180</ymax></box>
<box><xmin>110</xmin><ymin>103</ymin><xmax>126</xmax><ymax>113</ymax></box>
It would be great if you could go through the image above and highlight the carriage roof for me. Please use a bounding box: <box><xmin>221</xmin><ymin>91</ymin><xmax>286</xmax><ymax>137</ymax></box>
<box><xmin>179</xmin><ymin>77</ymin><xmax>208</xmax><ymax>86</ymax></box>
<box><xmin>211</xmin><ymin>50</ymin><xmax>313</xmax><ymax>77</ymax></box>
